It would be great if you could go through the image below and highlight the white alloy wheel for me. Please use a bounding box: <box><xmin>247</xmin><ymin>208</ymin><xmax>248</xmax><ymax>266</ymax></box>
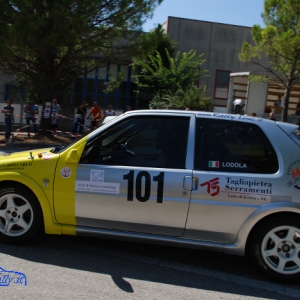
<box><xmin>250</xmin><ymin>216</ymin><xmax>300</xmax><ymax>282</ymax></box>
<box><xmin>261</xmin><ymin>225</ymin><xmax>300</xmax><ymax>275</ymax></box>
<box><xmin>0</xmin><ymin>193</ymin><xmax>34</xmax><ymax>237</ymax></box>
<box><xmin>0</xmin><ymin>185</ymin><xmax>43</xmax><ymax>244</ymax></box>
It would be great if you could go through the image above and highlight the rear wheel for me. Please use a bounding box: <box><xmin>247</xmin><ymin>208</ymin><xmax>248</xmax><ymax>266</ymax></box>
<box><xmin>250</xmin><ymin>216</ymin><xmax>300</xmax><ymax>282</ymax></box>
<box><xmin>0</xmin><ymin>185</ymin><xmax>43</xmax><ymax>244</ymax></box>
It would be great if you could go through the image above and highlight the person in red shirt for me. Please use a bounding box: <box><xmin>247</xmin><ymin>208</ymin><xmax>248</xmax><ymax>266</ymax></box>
<box><xmin>87</xmin><ymin>102</ymin><xmax>103</xmax><ymax>131</ymax></box>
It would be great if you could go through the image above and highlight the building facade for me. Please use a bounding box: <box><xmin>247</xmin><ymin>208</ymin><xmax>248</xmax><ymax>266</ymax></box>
<box><xmin>164</xmin><ymin>17</ymin><xmax>269</xmax><ymax>111</ymax></box>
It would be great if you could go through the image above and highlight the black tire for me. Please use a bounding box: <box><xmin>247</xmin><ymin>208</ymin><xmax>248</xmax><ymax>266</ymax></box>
<box><xmin>250</xmin><ymin>215</ymin><xmax>300</xmax><ymax>282</ymax></box>
<box><xmin>0</xmin><ymin>184</ymin><xmax>43</xmax><ymax>244</ymax></box>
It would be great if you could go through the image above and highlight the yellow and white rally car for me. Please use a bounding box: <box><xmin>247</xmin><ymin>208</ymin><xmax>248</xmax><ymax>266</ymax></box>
<box><xmin>1</xmin><ymin>109</ymin><xmax>300</xmax><ymax>282</ymax></box>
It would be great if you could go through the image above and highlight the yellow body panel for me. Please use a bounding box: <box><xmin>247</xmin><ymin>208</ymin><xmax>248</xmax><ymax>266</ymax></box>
<box><xmin>0</xmin><ymin>171</ymin><xmax>61</xmax><ymax>235</ymax></box>
<box><xmin>53</xmin><ymin>140</ymin><xmax>86</xmax><ymax>225</ymax></box>
<box><xmin>0</xmin><ymin>143</ymin><xmax>86</xmax><ymax>236</ymax></box>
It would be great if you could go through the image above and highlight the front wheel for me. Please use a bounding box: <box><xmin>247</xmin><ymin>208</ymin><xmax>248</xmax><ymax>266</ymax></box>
<box><xmin>0</xmin><ymin>185</ymin><xmax>43</xmax><ymax>244</ymax></box>
<box><xmin>250</xmin><ymin>216</ymin><xmax>300</xmax><ymax>282</ymax></box>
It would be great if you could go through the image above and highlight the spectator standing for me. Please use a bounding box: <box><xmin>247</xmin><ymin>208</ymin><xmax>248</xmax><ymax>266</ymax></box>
<box><xmin>87</xmin><ymin>102</ymin><xmax>102</xmax><ymax>131</ymax></box>
<box><xmin>73</xmin><ymin>101</ymin><xmax>87</xmax><ymax>134</ymax></box>
<box><xmin>31</xmin><ymin>100</ymin><xmax>39</xmax><ymax>135</ymax></box>
<box><xmin>232</xmin><ymin>99</ymin><xmax>244</xmax><ymax>114</ymax></box>
<box><xmin>274</xmin><ymin>95</ymin><xmax>282</xmax><ymax>114</ymax></box>
<box><xmin>104</xmin><ymin>105</ymin><xmax>116</xmax><ymax>118</ymax></box>
<box><xmin>251</xmin><ymin>112</ymin><xmax>257</xmax><ymax>117</ymax></box>
<box><xmin>2</xmin><ymin>99</ymin><xmax>14</xmax><ymax>142</ymax></box>
<box><xmin>122</xmin><ymin>105</ymin><xmax>131</xmax><ymax>113</ymax></box>
<box><xmin>269</xmin><ymin>112</ymin><xmax>277</xmax><ymax>121</ymax></box>
<box><xmin>24</xmin><ymin>100</ymin><xmax>38</xmax><ymax>136</ymax></box>
<box><xmin>51</xmin><ymin>98</ymin><xmax>61</xmax><ymax>134</ymax></box>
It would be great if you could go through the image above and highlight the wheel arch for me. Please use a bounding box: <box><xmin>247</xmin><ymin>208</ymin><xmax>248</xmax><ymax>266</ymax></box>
<box><xmin>225</xmin><ymin>202</ymin><xmax>300</xmax><ymax>256</ymax></box>
<box><xmin>244</xmin><ymin>211</ymin><xmax>300</xmax><ymax>257</ymax></box>
<box><xmin>0</xmin><ymin>175</ymin><xmax>61</xmax><ymax>235</ymax></box>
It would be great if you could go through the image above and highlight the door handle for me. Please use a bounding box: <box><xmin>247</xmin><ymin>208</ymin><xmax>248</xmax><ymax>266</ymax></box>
<box><xmin>183</xmin><ymin>176</ymin><xmax>198</xmax><ymax>191</ymax></box>
<box><xmin>192</xmin><ymin>176</ymin><xmax>198</xmax><ymax>190</ymax></box>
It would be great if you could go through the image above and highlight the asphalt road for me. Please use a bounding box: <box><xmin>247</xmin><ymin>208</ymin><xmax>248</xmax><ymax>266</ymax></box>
<box><xmin>1</xmin><ymin>148</ymin><xmax>300</xmax><ymax>299</ymax></box>
<box><xmin>0</xmin><ymin>234</ymin><xmax>300</xmax><ymax>299</ymax></box>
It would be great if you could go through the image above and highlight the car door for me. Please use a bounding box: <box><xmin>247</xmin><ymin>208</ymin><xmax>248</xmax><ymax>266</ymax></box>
<box><xmin>184</xmin><ymin>117</ymin><xmax>280</xmax><ymax>243</ymax></box>
<box><xmin>72</xmin><ymin>114</ymin><xmax>192</xmax><ymax>236</ymax></box>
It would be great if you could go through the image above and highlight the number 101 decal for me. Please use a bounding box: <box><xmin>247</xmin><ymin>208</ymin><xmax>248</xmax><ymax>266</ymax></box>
<box><xmin>123</xmin><ymin>171</ymin><xmax>164</xmax><ymax>203</ymax></box>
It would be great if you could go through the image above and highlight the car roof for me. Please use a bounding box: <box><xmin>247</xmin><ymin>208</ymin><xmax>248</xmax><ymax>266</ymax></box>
<box><xmin>121</xmin><ymin>109</ymin><xmax>299</xmax><ymax>132</ymax></box>
<box><xmin>122</xmin><ymin>109</ymin><xmax>274</xmax><ymax>122</ymax></box>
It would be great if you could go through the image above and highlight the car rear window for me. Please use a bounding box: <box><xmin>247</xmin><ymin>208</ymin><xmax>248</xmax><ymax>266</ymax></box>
<box><xmin>194</xmin><ymin>119</ymin><xmax>279</xmax><ymax>174</ymax></box>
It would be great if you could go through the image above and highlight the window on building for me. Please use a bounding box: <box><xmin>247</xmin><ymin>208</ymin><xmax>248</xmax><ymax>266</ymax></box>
<box><xmin>86</xmin><ymin>79</ymin><xmax>95</xmax><ymax>93</ymax></box>
<box><xmin>74</xmin><ymin>78</ymin><xmax>84</xmax><ymax>93</ymax></box>
<box><xmin>5</xmin><ymin>84</ymin><xmax>25</xmax><ymax>103</ymax></box>
<box><xmin>119</xmin><ymin>82</ymin><xmax>127</xmax><ymax>96</ymax></box>
<box><xmin>72</xmin><ymin>64</ymin><xmax>137</xmax><ymax>109</ymax></box>
<box><xmin>214</xmin><ymin>70</ymin><xmax>230</xmax><ymax>99</ymax></box>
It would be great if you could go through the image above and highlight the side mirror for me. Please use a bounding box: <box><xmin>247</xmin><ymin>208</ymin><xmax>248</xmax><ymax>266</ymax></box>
<box><xmin>65</xmin><ymin>149</ymin><xmax>79</xmax><ymax>164</ymax></box>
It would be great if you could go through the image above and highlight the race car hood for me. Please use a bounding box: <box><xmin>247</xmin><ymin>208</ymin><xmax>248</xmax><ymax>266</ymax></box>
<box><xmin>0</xmin><ymin>147</ymin><xmax>55</xmax><ymax>161</ymax></box>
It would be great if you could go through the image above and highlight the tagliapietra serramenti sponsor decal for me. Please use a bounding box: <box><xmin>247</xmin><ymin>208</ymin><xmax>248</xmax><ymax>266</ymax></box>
<box><xmin>200</xmin><ymin>176</ymin><xmax>272</xmax><ymax>201</ymax></box>
<box><xmin>223</xmin><ymin>177</ymin><xmax>272</xmax><ymax>200</ymax></box>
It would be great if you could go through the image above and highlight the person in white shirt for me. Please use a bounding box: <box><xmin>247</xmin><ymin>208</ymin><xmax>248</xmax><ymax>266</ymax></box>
<box><xmin>104</xmin><ymin>105</ymin><xmax>116</xmax><ymax>118</ymax></box>
<box><xmin>232</xmin><ymin>98</ymin><xmax>245</xmax><ymax>114</ymax></box>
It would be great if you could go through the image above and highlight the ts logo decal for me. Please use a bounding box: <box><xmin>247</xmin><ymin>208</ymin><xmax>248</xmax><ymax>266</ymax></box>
<box><xmin>200</xmin><ymin>177</ymin><xmax>220</xmax><ymax>196</ymax></box>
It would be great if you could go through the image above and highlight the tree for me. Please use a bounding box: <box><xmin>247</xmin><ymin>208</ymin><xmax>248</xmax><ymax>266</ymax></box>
<box><xmin>149</xmin><ymin>86</ymin><xmax>211</xmax><ymax>110</ymax></box>
<box><xmin>177</xmin><ymin>85</ymin><xmax>211</xmax><ymax>111</ymax></box>
<box><xmin>239</xmin><ymin>0</ymin><xmax>300</xmax><ymax>122</ymax></box>
<box><xmin>132</xmin><ymin>47</ymin><xmax>209</xmax><ymax>109</ymax></box>
<box><xmin>132</xmin><ymin>24</ymin><xmax>178</xmax><ymax>108</ymax></box>
<box><xmin>0</xmin><ymin>0</ymin><xmax>163</xmax><ymax>128</ymax></box>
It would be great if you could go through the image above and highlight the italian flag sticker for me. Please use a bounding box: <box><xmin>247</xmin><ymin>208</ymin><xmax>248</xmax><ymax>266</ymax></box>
<box><xmin>209</xmin><ymin>161</ymin><xmax>219</xmax><ymax>168</ymax></box>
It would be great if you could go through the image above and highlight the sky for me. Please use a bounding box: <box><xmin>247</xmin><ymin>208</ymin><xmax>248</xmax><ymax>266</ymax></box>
<box><xmin>143</xmin><ymin>0</ymin><xmax>265</xmax><ymax>32</ymax></box>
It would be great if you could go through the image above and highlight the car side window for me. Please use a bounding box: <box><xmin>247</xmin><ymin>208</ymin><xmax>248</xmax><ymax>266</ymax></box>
<box><xmin>194</xmin><ymin>119</ymin><xmax>279</xmax><ymax>174</ymax></box>
<box><xmin>80</xmin><ymin>116</ymin><xmax>190</xmax><ymax>169</ymax></box>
